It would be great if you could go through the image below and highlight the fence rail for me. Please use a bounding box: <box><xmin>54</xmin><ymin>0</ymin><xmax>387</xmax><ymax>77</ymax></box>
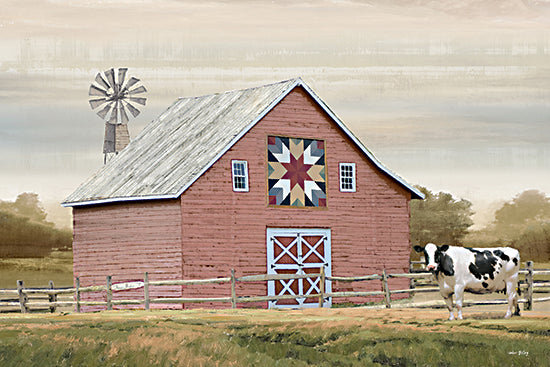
<box><xmin>1</xmin><ymin>261</ymin><xmax>549</xmax><ymax>313</ymax></box>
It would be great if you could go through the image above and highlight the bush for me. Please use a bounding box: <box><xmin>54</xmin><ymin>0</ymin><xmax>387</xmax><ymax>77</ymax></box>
<box><xmin>512</xmin><ymin>222</ymin><xmax>550</xmax><ymax>262</ymax></box>
<box><xmin>0</xmin><ymin>211</ymin><xmax>72</xmax><ymax>258</ymax></box>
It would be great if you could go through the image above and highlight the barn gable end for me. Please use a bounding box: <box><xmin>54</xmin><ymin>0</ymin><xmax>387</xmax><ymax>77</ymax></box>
<box><xmin>178</xmin><ymin>86</ymin><xmax>415</xmax><ymax>307</ymax></box>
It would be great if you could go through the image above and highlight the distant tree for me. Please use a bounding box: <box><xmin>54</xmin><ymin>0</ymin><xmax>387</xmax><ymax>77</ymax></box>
<box><xmin>0</xmin><ymin>211</ymin><xmax>72</xmax><ymax>258</ymax></box>
<box><xmin>0</xmin><ymin>192</ymin><xmax>50</xmax><ymax>224</ymax></box>
<box><xmin>492</xmin><ymin>190</ymin><xmax>550</xmax><ymax>238</ymax></box>
<box><xmin>512</xmin><ymin>222</ymin><xmax>550</xmax><ymax>262</ymax></box>
<box><xmin>0</xmin><ymin>192</ymin><xmax>71</xmax><ymax>257</ymax></box>
<box><xmin>13</xmin><ymin>192</ymin><xmax>49</xmax><ymax>224</ymax></box>
<box><xmin>0</xmin><ymin>200</ymin><xmax>14</xmax><ymax>213</ymax></box>
<box><xmin>477</xmin><ymin>190</ymin><xmax>550</xmax><ymax>261</ymax></box>
<box><xmin>410</xmin><ymin>186</ymin><xmax>474</xmax><ymax>246</ymax></box>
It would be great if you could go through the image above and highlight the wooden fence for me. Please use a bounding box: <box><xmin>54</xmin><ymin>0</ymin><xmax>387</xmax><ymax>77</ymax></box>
<box><xmin>1</xmin><ymin>261</ymin><xmax>549</xmax><ymax>313</ymax></box>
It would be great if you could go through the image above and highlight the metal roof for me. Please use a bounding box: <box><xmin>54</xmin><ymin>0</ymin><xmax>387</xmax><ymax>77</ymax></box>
<box><xmin>62</xmin><ymin>78</ymin><xmax>423</xmax><ymax>207</ymax></box>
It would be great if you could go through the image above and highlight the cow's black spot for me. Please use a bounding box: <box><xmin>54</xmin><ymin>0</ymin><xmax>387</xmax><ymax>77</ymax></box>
<box><xmin>482</xmin><ymin>282</ymin><xmax>488</xmax><ymax>288</ymax></box>
<box><xmin>469</xmin><ymin>263</ymin><xmax>482</xmax><ymax>279</ymax></box>
<box><xmin>513</xmin><ymin>257</ymin><xmax>519</xmax><ymax>266</ymax></box>
<box><xmin>494</xmin><ymin>250</ymin><xmax>510</xmax><ymax>262</ymax></box>
<box><xmin>467</xmin><ymin>248</ymin><xmax>498</xmax><ymax>280</ymax></box>
<box><xmin>421</xmin><ymin>251</ymin><xmax>429</xmax><ymax>267</ymax></box>
<box><xmin>435</xmin><ymin>248</ymin><xmax>454</xmax><ymax>276</ymax></box>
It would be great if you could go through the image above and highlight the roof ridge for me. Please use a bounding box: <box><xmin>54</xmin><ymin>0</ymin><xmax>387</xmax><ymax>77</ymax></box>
<box><xmin>176</xmin><ymin>77</ymin><xmax>301</xmax><ymax>101</ymax></box>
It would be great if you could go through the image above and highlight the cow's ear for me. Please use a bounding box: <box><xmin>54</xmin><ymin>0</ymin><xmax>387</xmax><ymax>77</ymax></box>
<box><xmin>439</xmin><ymin>245</ymin><xmax>449</xmax><ymax>252</ymax></box>
<box><xmin>413</xmin><ymin>245</ymin><xmax>424</xmax><ymax>253</ymax></box>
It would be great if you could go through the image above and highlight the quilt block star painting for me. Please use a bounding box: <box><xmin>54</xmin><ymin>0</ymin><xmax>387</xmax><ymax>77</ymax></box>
<box><xmin>268</xmin><ymin>136</ymin><xmax>326</xmax><ymax>207</ymax></box>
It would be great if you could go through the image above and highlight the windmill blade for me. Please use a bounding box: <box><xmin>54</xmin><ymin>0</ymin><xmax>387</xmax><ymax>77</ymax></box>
<box><xmin>89</xmin><ymin>84</ymin><xmax>108</xmax><ymax>97</ymax></box>
<box><xmin>96</xmin><ymin>103</ymin><xmax>113</xmax><ymax>119</ymax></box>
<box><xmin>108</xmin><ymin>100</ymin><xmax>119</xmax><ymax>124</ymax></box>
<box><xmin>95</xmin><ymin>73</ymin><xmax>111</xmax><ymax>91</ymax></box>
<box><xmin>128</xmin><ymin>85</ymin><xmax>147</xmax><ymax>95</ymax></box>
<box><xmin>105</xmin><ymin>68</ymin><xmax>117</xmax><ymax>93</ymax></box>
<box><xmin>88</xmin><ymin>68</ymin><xmax>146</xmax><ymax>127</ymax></box>
<box><xmin>122</xmin><ymin>77</ymin><xmax>140</xmax><ymax>92</ymax></box>
<box><xmin>117</xmin><ymin>68</ymin><xmax>128</xmax><ymax>91</ymax></box>
<box><xmin>89</xmin><ymin>98</ymin><xmax>108</xmax><ymax>110</ymax></box>
<box><xmin>124</xmin><ymin>101</ymin><xmax>141</xmax><ymax>117</ymax></box>
<box><xmin>108</xmin><ymin>108</ymin><xmax>118</xmax><ymax>124</ymax></box>
<box><xmin>129</xmin><ymin>97</ymin><xmax>147</xmax><ymax>106</ymax></box>
<box><xmin>119</xmin><ymin>102</ymin><xmax>129</xmax><ymax>124</ymax></box>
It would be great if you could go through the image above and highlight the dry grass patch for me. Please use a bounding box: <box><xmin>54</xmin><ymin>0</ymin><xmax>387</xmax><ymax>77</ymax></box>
<box><xmin>0</xmin><ymin>308</ymin><xmax>548</xmax><ymax>366</ymax></box>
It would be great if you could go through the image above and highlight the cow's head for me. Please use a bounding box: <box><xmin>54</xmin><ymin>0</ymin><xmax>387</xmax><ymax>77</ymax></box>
<box><xmin>414</xmin><ymin>243</ymin><xmax>450</xmax><ymax>272</ymax></box>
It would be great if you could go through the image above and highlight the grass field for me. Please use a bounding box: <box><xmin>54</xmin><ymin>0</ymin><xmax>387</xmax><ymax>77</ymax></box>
<box><xmin>1</xmin><ymin>256</ymin><xmax>549</xmax><ymax>366</ymax></box>
<box><xmin>0</xmin><ymin>251</ymin><xmax>73</xmax><ymax>289</ymax></box>
<box><xmin>0</xmin><ymin>308</ymin><xmax>548</xmax><ymax>366</ymax></box>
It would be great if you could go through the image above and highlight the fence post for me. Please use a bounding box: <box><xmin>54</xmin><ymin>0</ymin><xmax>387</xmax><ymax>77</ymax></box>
<box><xmin>144</xmin><ymin>272</ymin><xmax>150</xmax><ymax>311</ymax></box>
<box><xmin>409</xmin><ymin>276</ymin><xmax>416</xmax><ymax>298</ymax></box>
<box><xmin>48</xmin><ymin>281</ymin><xmax>57</xmax><ymax>313</ymax></box>
<box><xmin>382</xmin><ymin>270</ymin><xmax>391</xmax><ymax>308</ymax></box>
<box><xmin>75</xmin><ymin>277</ymin><xmax>81</xmax><ymax>313</ymax></box>
<box><xmin>230</xmin><ymin>269</ymin><xmax>237</xmax><ymax>309</ymax></box>
<box><xmin>106</xmin><ymin>275</ymin><xmax>113</xmax><ymax>311</ymax></box>
<box><xmin>17</xmin><ymin>280</ymin><xmax>28</xmax><ymax>313</ymax></box>
<box><xmin>524</xmin><ymin>261</ymin><xmax>534</xmax><ymax>311</ymax></box>
<box><xmin>318</xmin><ymin>266</ymin><xmax>326</xmax><ymax>308</ymax></box>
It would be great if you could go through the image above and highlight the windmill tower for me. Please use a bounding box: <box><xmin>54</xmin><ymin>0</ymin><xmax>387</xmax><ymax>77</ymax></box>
<box><xmin>88</xmin><ymin>68</ymin><xmax>147</xmax><ymax>164</ymax></box>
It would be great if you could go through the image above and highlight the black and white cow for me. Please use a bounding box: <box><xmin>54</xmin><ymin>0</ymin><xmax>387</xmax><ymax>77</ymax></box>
<box><xmin>413</xmin><ymin>243</ymin><xmax>521</xmax><ymax>320</ymax></box>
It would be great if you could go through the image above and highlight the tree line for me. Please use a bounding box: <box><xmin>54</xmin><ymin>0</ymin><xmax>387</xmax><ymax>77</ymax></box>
<box><xmin>410</xmin><ymin>187</ymin><xmax>550</xmax><ymax>262</ymax></box>
<box><xmin>0</xmin><ymin>193</ymin><xmax>72</xmax><ymax>258</ymax></box>
<box><xmin>2</xmin><ymin>189</ymin><xmax>549</xmax><ymax>261</ymax></box>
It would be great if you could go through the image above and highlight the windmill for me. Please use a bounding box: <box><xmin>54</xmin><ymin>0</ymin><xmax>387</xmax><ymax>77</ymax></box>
<box><xmin>88</xmin><ymin>68</ymin><xmax>147</xmax><ymax>164</ymax></box>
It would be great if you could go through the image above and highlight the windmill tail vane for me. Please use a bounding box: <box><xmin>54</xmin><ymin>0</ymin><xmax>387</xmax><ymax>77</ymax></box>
<box><xmin>88</xmin><ymin>67</ymin><xmax>147</xmax><ymax>164</ymax></box>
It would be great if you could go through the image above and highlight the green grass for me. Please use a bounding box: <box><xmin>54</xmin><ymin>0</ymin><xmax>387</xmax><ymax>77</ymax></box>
<box><xmin>0</xmin><ymin>309</ymin><xmax>548</xmax><ymax>366</ymax></box>
<box><xmin>0</xmin><ymin>251</ymin><xmax>73</xmax><ymax>288</ymax></box>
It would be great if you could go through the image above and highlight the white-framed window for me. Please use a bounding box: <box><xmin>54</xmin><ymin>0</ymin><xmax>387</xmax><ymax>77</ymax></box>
<box><xmin>231</xmin><ymin>160</ymin><xmax>249</xmax><ymax>192</ymax></box>
<box><xmin>339</xmin><ymin>163</ymin><xmax>356</xmax><ymax>192</ymax></box>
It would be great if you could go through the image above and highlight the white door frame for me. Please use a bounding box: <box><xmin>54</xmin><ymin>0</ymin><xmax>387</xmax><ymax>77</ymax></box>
<box><xmin>266</xmin><ymin>228</ymin><xmax>332</xmax><ymax>309</ymax></box>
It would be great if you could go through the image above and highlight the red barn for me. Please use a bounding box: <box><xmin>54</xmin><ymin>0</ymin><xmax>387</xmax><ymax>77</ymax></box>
<box><xmin>62</xmin><ymin>78</ymin><xmax>423</xmax><ymax>309</ymax></box>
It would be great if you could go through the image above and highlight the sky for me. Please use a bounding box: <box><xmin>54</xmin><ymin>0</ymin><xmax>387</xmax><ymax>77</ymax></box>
<box><xmin>1</xmin><ymin>0</ymin><xmax>549</xmax><ymax>228</ymax></box>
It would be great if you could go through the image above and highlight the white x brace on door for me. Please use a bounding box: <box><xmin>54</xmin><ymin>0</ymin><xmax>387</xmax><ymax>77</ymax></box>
<box><xmin>266</xmin><ymin>228</ymin><xmax>331</xmax><ymax>309</ymax></box>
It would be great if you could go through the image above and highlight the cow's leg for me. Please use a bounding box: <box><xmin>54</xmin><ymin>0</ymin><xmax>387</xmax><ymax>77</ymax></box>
<box><xmin>442</xmin><ymin>293</ymin><xmax>454</xmax><ymax>320</ymax></box>
<box><xmin>454</xmin><ymin>285</ymin><xmax>465</xmax><ymax>320</ymax></box>
<box><xmin>505</xmin><ymin>276</ymin><xmax>519</xmax><ymax>319</ymax></box>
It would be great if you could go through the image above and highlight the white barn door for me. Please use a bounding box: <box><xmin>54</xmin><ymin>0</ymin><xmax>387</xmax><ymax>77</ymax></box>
<box><xmin>266</xmin><ymin>228</ymin><xmax>331</xmax><ymax>309</ymax></box>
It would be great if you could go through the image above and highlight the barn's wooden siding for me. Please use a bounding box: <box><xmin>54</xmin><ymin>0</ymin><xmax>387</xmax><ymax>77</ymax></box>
<box><xmin>180</xmin><ymin>87</ymin><xmax>412</xmax><ymax>307</ymax></box>
<box><xmin>72</xmin><ymin>199</ymin><xmax>183</xmax><ymax>310</ymax></box>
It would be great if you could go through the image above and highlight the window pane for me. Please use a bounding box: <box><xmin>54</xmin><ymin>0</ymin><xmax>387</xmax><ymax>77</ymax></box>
<box><xmin>233</xmin><ymin>162</ymin><xmax>243</xmax><ymax>176</ymax></box>
<box><xmin>340</xmin><ymin>163</ymin><xmax>355</xmax><ymax>192</ymax></box>
<box><xmin>235</xmin><ymin>177</ymin><xmax>244</xmax><ymax>189</ymax></box>
<box><xmin>232</xmin><ymin>160</ymin><xmax>248</xmax><ymax>192</ymax></box>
